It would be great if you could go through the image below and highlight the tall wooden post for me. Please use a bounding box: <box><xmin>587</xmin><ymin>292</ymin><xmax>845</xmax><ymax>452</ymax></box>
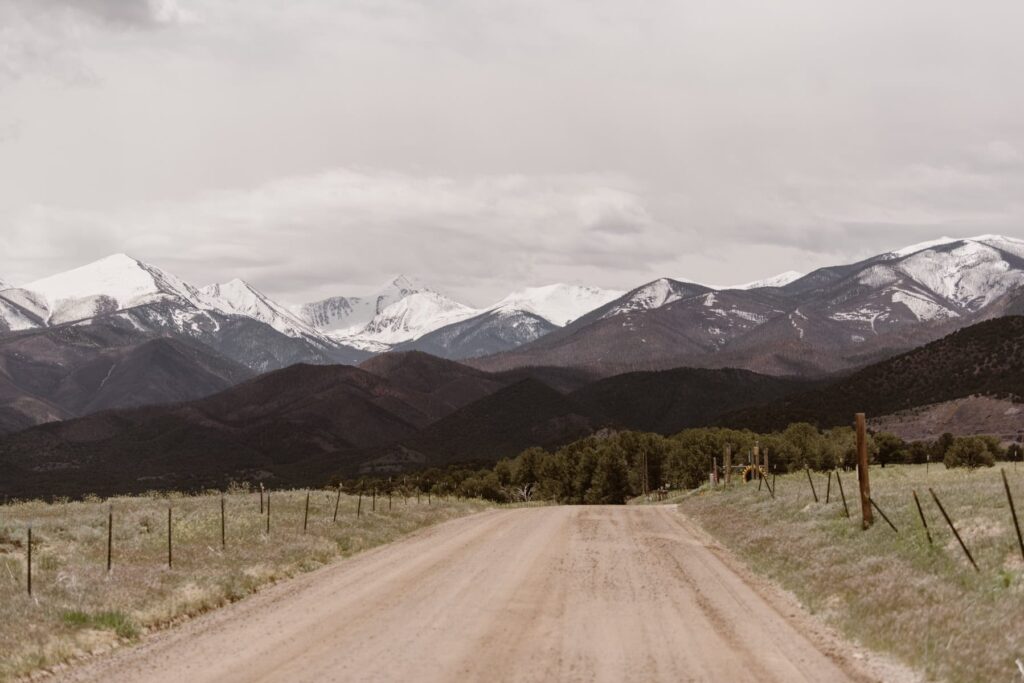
<box><xmin>107</xmin><ymin>505</ymin><xmax>113</xmax><ymax>572</ymax></box>
<box><xmin>856</xmin><ymin>413</ymin><xmax>873</xmax><ymax>529</ymax></box>
<box><xmin>724</xmin><ymin>445</ymin><xmax>732</xmax><ymax>485</ymax></box>
<box><xmin>26</xmin><ymin>527</ymin><xmax>32</xmax><ymax>596</ymax></box>
<box><xmin>167</xmin><ymin>505</ymin><xmax>173</xmax><ymax>569</ymax></box>
<box><xmin>763</xmin><ymin>447</ymin><xmax>770</xmax><ymax>473</ymax></box>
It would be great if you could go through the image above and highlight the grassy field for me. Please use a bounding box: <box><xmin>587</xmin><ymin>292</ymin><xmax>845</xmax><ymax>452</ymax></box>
<box><xmin>0</xmin><ymin>487</ymin><xmax>487</xmax><ymax>681</ymax></box>
<box><xmin>680</xmin><ymin>463</ymin><xmax>1024</xmax><ymax>683</ymax></box>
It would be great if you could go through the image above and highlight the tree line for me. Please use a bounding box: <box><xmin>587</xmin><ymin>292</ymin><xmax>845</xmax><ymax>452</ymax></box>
<box><xmin>344</xmin><ymin>425</ymin><xmax>1022</xmax><ymax>505</ymax></box>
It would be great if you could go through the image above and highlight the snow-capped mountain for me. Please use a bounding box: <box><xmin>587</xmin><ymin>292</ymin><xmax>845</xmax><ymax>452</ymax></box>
<box><xmin>0</xmin><ymin>254</ymin><xmax>366</xmax><ymax>370</ymax></box>
<box><xmin>488</xmin><ymin>284</ymin><xmax>624</xmax><ymax>326</ymax></box>
<box><xmin>474</xmin><ymin>234</ymin><xmax>1024</xmax><ymax>376</ymax></box>
<box><xmin>201</xmin><ymin>279</ymin><xmax>324</xmax><ymax>341</ymax></box>
<box><xmin>11</xmin><ymin>253</ymin><xmax>208</xmax><ymax>326</ymax></box>
<box><xmin>393</xmin><ymin>306</ymin><xmax>558</xmax><ymax>359</ymax></box>
<box><xmin>0</xmin><ymin>278</ymin><xmax>10</xmax><ymax>291</ymax></box>
<box><xmin>7</xmin><ymin>234</ymin><xmax>1024</xmax><ymax>377</ymax></box>
<box><xmin>598</xmin><ymin>279</ymin><xmax>710</xmax><ymax>319</ymax></box>
<box><xmin>351</xmin><ymin>283</ymin><xmax>621</xmax><ymax>358</ymax></box>
<box><xmin>299</xmin><ymin>275</ymin><xmax>423</xmax><ymax>334</ymax></box>
<box><xmin>335</xmin><ymin>290</ymin><xmax>479</xmax><ymax>349</ymax></box>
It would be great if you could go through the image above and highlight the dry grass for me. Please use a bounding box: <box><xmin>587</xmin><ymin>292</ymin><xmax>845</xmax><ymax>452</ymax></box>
<box><xmin>0</xmin><ymin>487</ymin><xmax>486</xmax><ymax>681</ymax></box>
<box><xmin>680</xmin><ymin>463</ymin><xmax>1024</xmax><ymax>683</ymax></box>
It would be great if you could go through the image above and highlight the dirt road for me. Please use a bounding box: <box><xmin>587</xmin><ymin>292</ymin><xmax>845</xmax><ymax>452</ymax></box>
<box><xmin>58</xmin><ymin>506</ymin><xmax>906</xmax><ymax>683</ymax></box>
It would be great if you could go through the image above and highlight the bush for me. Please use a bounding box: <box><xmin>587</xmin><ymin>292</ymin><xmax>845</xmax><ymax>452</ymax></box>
<box><xmin>943</xmin><ymin>436</ymin><xmax>997</xmax><ymax>469</ymax></box>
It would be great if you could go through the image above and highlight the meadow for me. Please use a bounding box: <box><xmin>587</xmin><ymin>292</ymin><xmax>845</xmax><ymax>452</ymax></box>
<box><xmin>0</xmin><ymin>487</ymin><xmax>487</xmax><ymax>681</ymax></box>
<box><xmin>680</xmin><ymin>463</ymin><xmax>1024</xmax><ymax>683</ymax></box>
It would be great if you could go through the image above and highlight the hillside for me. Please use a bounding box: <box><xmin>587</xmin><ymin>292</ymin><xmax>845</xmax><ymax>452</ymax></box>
<box><xmin>392</xmin><ymin>379</ymin><xmax>595</xmax><ymax>468</ymax></box>
<box><xmin>0</xmin><ymin>326</ymin><xmax>254</xmax><ymax>434</ymax></box>
<box><xmin>719</xmin><ymin>316</ymin><xmax>1024</xmax><ymax>431</ymax></box>
<box><xmin>0</xmin><ymin>362</ymin><xmax>455</xmax><ymax>498</ymax></box>
<box><xmin>570</xmin><ymin>367</ymin><xmax>812</xmax><ymax>434</ymax></box>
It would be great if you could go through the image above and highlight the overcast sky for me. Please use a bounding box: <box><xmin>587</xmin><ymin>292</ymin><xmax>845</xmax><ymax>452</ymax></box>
<box><xmin>1</xmin><ymin>0</ymin><xmax>1023</xmax><ymax>305</ymax></box>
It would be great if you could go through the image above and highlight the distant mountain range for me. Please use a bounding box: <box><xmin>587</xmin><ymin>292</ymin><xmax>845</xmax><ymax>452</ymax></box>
<box><xmin>3</xmin><ymin>234</ymin><xmax>1024</xmax><ymax>437</ymax></box>
<box><xmin>473</xmin><ymin>234</ymin><xmax>1024</xmax><ymax>375</ymax></box>
<box><xmin>5</xmin><ymin>314</ymin><xmax>1024</xmax><ymax>498</ymax></box>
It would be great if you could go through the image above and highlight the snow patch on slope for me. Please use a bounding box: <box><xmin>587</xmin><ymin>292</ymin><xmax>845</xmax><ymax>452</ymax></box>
<box><xmin>299</xmin><ymin>275</ymin><xmax>424</xmax><ymax>333</ymax></box>
<box><xmin>602</xmin><ymin>278</ymin><xmax>691</xmax><ymax>318</ymax></box>
<box><xmin>489</xmin><ymin>283</ymin><xmax>623</xmax><ymax>326</ymax></box>
<box><xmin>728</xmin><ymin>271</ymin><xmax>805</xmax><ymax>290</ymax></box>
<box><xmin>895</xmin><ymin>240</ymin><xmax>1024</xmax><ymax>310</ymax></box>
<box><xmin>886</xmin><ymin>236</ymin><xmax>962</xmax><ymax>258</ymax></box>
<box><xmin>334</xmin><ymin>291</ymin><xmax>479</xmax><ymax>346</ymax></box>
<box><xmin>891</xmin><ymin>290</ymin><xmax>959</xmax><ymax>321</ymax></box>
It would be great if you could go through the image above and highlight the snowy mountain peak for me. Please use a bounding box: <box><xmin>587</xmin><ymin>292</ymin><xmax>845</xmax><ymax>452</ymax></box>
<box><xmin>334</xmin><ymin>290</ymin><xmax>479</xmax><ymax>348</ymax></box>
<box><xmin>887</xmin><ymin>236</ymin><xmax>962</xmax><ymax>259</ymax></box>
<box><xmin>299</xmin><ymin>275</ymin><xmax>430</xmax><ymax>334</ymax></box>
<box><xmin>490</xmin><ymin>283</ymin><xmax>625</xmax><ymax>326</ymax></box>
<box><xmin>202</xmin><ymin>279</ymin><xmax>321</xmax><ymax>340</ymax></box>
<box><xmin>20</xmin><ymin>253</ymin><xmax>205</xmax><ymax>325</ymax></box>
<box><xmin>885</xmin><ymin>234</ymin><xmax>1024</xmax><ymax>260</ymax></box>
<box><xmin>728</xmin><ymin>271</ymin><xmax>805</xmax><ymax>290</ymax></box>
<box><xmin>601</xmin><ymin>278</ymin><xmax>703</xmax><ymax>319</ymax></box>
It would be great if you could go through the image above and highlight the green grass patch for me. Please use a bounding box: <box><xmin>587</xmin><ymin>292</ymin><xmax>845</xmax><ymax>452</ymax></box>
<box><xmin>62</xmin><ymin>610</ymin><xmax>140</xmax><ymax>640</ymax></box>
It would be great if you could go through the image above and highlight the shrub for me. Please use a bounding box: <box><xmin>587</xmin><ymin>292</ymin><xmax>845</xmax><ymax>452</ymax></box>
<box><xmin>943</xmin><ymin>436</ymin><xmax>996</xmax><ymax>469</ymax></box>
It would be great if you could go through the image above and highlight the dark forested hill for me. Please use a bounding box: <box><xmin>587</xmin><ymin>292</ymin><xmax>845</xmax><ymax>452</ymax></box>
<box><xmin>719</xmin><ymin>316</ymin><xmax>1024</xmax><ymax>431</ymax></box>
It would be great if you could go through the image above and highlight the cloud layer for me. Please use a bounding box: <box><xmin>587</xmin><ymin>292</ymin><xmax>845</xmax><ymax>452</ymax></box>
<box><xmin>1</xmin><ymin>0</ymin><xmax>1023</xmax><ymax>304</ymax></box>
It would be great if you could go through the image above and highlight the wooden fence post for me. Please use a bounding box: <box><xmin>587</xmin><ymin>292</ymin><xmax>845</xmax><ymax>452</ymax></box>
<box><xmin>266</xmin><ymin>491</ymin><xmax>271</xmax><ymax>535</ymax></box>
<box><xmin>167</xmin><ymin>505</ymin><xmax>173</xmax><ymax>569</ymax></box>
<box><xmin>929</xmin><ymin>488</ymin><xmax>978</xmax><ymax>572</ymax></box>
<box><xmin>372</xmin><ymin>489</ymin><xmax>377</xmax><ymax>512</ymax></box>
<box><xmin>221</xmin><ymin>496</ymin><xmax>226</xmax><ymax>550</ymax></box>
<box><xmin>107</xmin><ymin>505</ymin><xmax>113</xmax><ymax>572</ymax></box>
<box><xmin>835</xmin><ymin>471</ymin><xmax>851</xmax><ymax>518</ymax></box>
<box><xmin>1002</xmin><ymin>469</ymin><xmax>1024</xmax><ymax>562</ymax></box>
<box><xmin>260</xmin><ymin>484</ymin><xmax>264</xmax><ymax>515</ymax></box>
<box><xmin>856</xmin><ymin>413</ymin><xmax>873</xmax><ymax>529</ymax></box>
<box><xmin>303</xmin><ymin>492</ymin><xmax>311</xmax><ymax>533</ymax></box>
<box><xmin>333</xmin><ymin>485</ymin><xmax>342</xmax><ymax>523</ymax></box>
<box><xmin>724</xmin><ymin>445</ymin><xmax>732</xmax><ymax>486</ymax></box>
<box><xmin>26</xmin><ymin>526</ymin><xmax>32</xmax><ymax>596</ymax></box>
<box><xmin>357</xmin><ymin>490</ymin><xmax>363</xmax><ymax>518</ymax></box>
<box><xmin>912</xmin><ymin>490</ymin><xmax>932</xmax><ymax>545</ymax></box>
<box><xmin>825</xmin><ymin>471</ymin><xmax>832</xmax><ymax>504</ymax></box>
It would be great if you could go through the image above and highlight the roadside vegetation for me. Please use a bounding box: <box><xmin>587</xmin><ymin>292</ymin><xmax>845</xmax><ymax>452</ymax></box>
<box><xmin>0</xmin><ymin>487</ymin><xmax>485</xmax><ymax>681</ymax></box>
<box><xmin>681</xmin><ymin>464</ymin><xmax>1024</xmax><ymax>683</ymax></box>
